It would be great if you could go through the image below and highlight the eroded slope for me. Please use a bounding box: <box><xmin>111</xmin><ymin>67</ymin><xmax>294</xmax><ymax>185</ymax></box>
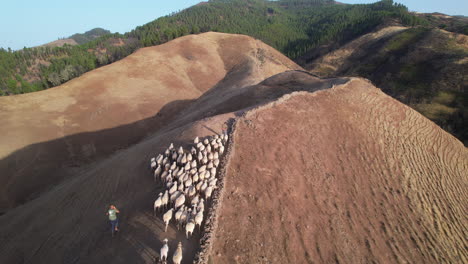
<box><xmin>210</xmin><ymin>79</ymin><xmax>467</xmax><ymax>263</ymax></box>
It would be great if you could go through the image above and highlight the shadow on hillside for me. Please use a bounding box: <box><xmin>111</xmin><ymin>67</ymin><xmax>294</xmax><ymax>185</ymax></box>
<box><xmin>0</xmin><ymin>99</ymin><xmax>195</xmax><ymax>215</ymax></box>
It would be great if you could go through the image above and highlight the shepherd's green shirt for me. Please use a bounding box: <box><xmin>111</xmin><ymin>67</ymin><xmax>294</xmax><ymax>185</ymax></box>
<box><xmin>108</xmin><ymin>209</ymin><xmax>117</xmax><ymax>221</ymax></box>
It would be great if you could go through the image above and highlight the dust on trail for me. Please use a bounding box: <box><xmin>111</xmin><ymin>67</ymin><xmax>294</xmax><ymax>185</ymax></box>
<box><xmin>209</xmin><ymin>79</ymin><xmax>468</xmax><ymax>263</ymax></box>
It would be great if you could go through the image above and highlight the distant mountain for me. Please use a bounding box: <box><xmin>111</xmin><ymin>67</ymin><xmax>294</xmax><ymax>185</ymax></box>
<box><xmin>40</xmin><ymin>28</ymin><xmax>111</xmax><ymax>48</ymax></box>
<box><xmin>69</xmin><ymin>28</ymin><xmax>111</xmax><ymax>44</ymax></box>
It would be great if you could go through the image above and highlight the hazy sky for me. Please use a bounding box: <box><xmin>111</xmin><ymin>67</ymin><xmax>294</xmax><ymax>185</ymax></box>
<box><xmin>1</xmin><ymin>0</ymin><xmax>466</xmax><ymax>50</ymax></box>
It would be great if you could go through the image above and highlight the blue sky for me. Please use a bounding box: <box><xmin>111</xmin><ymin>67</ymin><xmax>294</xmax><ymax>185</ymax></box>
<box><xmin>0</xmin><ymin>0</ymin><xmax>466</xmax><ymax>50</ymax></box>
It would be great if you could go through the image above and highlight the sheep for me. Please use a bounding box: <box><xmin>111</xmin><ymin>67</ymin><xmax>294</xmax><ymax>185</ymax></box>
<box><xmin>206</xmin><ymin>144</ymin><xmax>212</xmax><ymax>154</ymax></box>
<box><xmin>172</xmin><ymin>242</ymin><xmax>183</xmax><ymax>264</ymax></box>
<box><xmin>162</xmin><ymin>190</ymin><xmax>169</xmax><ymax>210</ymax></box>
<box><xmin>197</xmin><ymin>198</ymin><xmax>205</xmax><ymax>212</ymax></box>
<box><xmin>208</xmin><ymin>152</ymin><xmax>214</xmax><ymax>161</ymax></box>
<box><xmin>185</xmin><ymin>220</ymin><xmax>195</xmax><ymax>239</ymax></box>
<box><xmin>156</xmin><ymin>154</ymin><xmax>163</xmax><ymax>164</ymax></box>
<box><xmin>214</xmin><ymin>159</ymin><xmax>220</xmax><ymax>167</ymax></box>
<box><xmin>165</xmin><ymin>176</ymin><xmax>173</xmax><ymax>188</ymax></box>
<box><xmin>175</xmin><ymin>205</ymin><xmax>185</xmax><ymax>230</ymax></box>
<box><xmin>199</xmin><ymin>165</ymin><xmax>207</xmax><ymax>173</ymax></box>
<box><xmin>160</xmin><ymin>170</ymin><xmax>169</xmax><ymax>183</ymax></box>
<box><xmin>213</xmin><ymin>152</ymin><xmax>219</xmax><ymax>160</ymax></box>
<box><xmin>204</xmin><ymin>171</ymin><xmax>211</xmax><ymax>180</ymax></box>
<box><xmin>150</xmin><ymin>160</ymin><xmax>157</xmax><ymax>171</ymax></box>
<box><xmin>209</xmin><ymin>178</ymin><xmax>218</xmax><ymax>187</ymax></box>
<box><xmin>219</xmin><ymin>145</ymin><xmax>225</xmax><ymax>154</ymax></box>
<box><xmin>184</xmin><ymin>177</ymin><xmax>193</xmax><ymax>188</ymax></box>
<box><xmin>203</xmin><ymin>138</ymin><xmax>210</xmax><ymax>145</ymax></box>
<box><xmin>197</xmin><ymin>152</ymin><xmax>203</xmax><ymax>162</ymax></box>
<box><xmin>176</xmin><ymin>168</ymin><xmax>185</xmax><ymax>178</ymax></box>
<box><xmin>181</xmin><ymin>154</ymin><xmax>187</xmax><ymax>164</ymax></box>
<box><xmin>188</xmin><ymin>185</ymin><xmax>196</xmax><ymax>198</ymax></box>
<box><xmin>223</xmin><ymin>134</ymin><xmax>229</xmax><ymax>142</ymax></box>
<box><xmin>174</xmin><ymin>193</ymin><xmax>186</xmax><ymax>209</ymax></box>
<box><xmin>200</xmin><ymin>180</ymin><xmax>208</xmax><ymax>193</ymax></box>
<box><xmin>202</xmin><ymin>155</ymin><xmax>208</xmax><ymax>165</ymax></box>
<box><xmin>154</xmin><ymin>166</ymin><xmax>162</xmax><ymax>182</ymax></box>
<box><xmin>163</xmin><ymin>209</ymin><xmax>173</xmax><ymax>232</ymax></box>
<box><xmin>160</xmin><ymin>238</ymin><xmax>169</xmax><ymax>263</ymax></box>
<box><xmin>170</xmin><ymin>191</ymin><xmax>181</xmax><ymax>204</ymax></box>
<box><xmin>172</xmin><ymin>152</ymin><xmax>178</xmax><ymax>161</ymax></box>
<box><xmin>210</xmin><ymin>168</ymin><xmax>217</xmax><ymax>177</ymax></box>
<box><xmin>191</xmin><ymin>194</ymin><xmax>200</xmax><ymax>207</ymax></box>
<box><xmin>177</xmin><ymin>146</ymin><xmax>184</xmax><ymax>155</ymax></box>
<box><xmin>169</xmin><ymin>181</ymin><xmax>178</xmax><ymax>195</ymax></box>
<box><xmin>164</xmin><ymin>163</ymin><xmax>170</xmax><ymax>171</ymax></box>
<box><xmin>177</xmin><ymin>154</ymin><xmax>183</xmax><ymax>165</ymax></box>
<box><xmin>198</xmin><ymin>144</ymin><xmax>205</xmax><ymax>152</ymax></box>
<box><xmin>170</xmin><ymin>161</ymin><xmax>177</xmax><ymax>171</ymax></box>
<box><xmin>194</xmin><ymin>210</ymin><xmax>204</xmax><ymax>231</ymax></box>
<box><xmin>191</xmin><ymin>147</ymin><xmax>197</xmax><ymax>155</ymax></box>
<box><xmin>169</xmin><ymin>143</ymin><xmax>174</xmax><ymax>150</ymax></box>
<box><xmin>207</xmin><ymin>161</ymin><xmax>213</xmax><ymax>169</ymax></box>
<box><xmin>177</xmin><ymin>182</ymin><xmax>184</xmax><ymax>192</ymax></box>
<box><xmin>194</xmin><ymin>136</ymin><xmax>199</xmax><ymax>144</ymax></box>
<box><xmin>191</xmin><ymin>160</ymin><xmax>197</xmax><ymax>168</ymax></box>
<box><xmin>190</xmin><ymin>167</ymin><xmax>197</xmax><ymax>175</ymax></box>
<box><xmin>184</xmin><ymin>162</ymin><xmax>191</xmax><ymax>171</ymax></box>
<box><xmin>153</xmin><ymin>193</ymin><xmax>163</xmax><ymax>215</ymax></box>
<box><xmin>192</xmin><ymin>173</ymin><xmax>199</xmax><ymax>183</ymax></box>
<box><xmin>205</xmin><ymin>186</ymin><xmax>214</xmax><ymax>200</ymax></box>
<box><xmin>187</xmin><ymin>153</ymin><xmax>193</xmax><ymax>162</ymax></box>
<box><xmin>164</xmin><ymin>149</ymin><xmax>171</xmax><ymax>156</ymax></box>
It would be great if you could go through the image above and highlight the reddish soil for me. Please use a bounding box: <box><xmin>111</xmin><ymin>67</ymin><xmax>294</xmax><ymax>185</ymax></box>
<box><xmin>208</xmin><ymin>79</ymin><xmax>468</xmax><ymax>263</ymax></box>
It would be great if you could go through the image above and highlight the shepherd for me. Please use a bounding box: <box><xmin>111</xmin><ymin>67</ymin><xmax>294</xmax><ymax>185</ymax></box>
<box><xmin>106</xmin><ymin>204</ymin><xmax>120</xmax><ymax>235</ymax></box>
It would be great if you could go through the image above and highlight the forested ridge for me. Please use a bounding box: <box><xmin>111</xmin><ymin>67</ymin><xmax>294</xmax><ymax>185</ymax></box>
<box><xmin>0</xmin><ymin>0</ymin><xmax>427</xmax><ymax>95</ymax></box>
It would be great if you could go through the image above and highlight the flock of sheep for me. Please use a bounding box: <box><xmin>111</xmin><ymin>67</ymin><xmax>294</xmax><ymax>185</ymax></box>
<box><xmin>149</xmin><ymin>134</ymin><xmax>228</xmax><ymax>264</ymax></box>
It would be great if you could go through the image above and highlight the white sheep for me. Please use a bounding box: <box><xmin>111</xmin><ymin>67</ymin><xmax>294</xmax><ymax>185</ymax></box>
<box><xmin>170</xmin><ymin>191</ymin><xmax>181</xmax><ymax>204</ymax></box>
<box><xmin>213</xmin><ymin>159</ymin><xmax>220</xmax><ymax>167</ymax></box>
<box><xmin>219</xmin><ymin>145</ymin><xmax>225</xmax><ymax>154</ymax></box>
<box><xmin>194</xmin><ymin>210</ymin><xmax>204</xmax><ymax>231</ymax></box>
<box><xmin>172</xmin><ymin>152</ymin><xmax>178</xmax><ymax>161</ymax></box>
<box><xmin>191</xmin><ymin>195</ymin><xmax>200</xmax><ymax>207</ymax></box>
<box><xmin>200</xmin><ymin>180</ymin><xmax>208</xmax><ymax>193</ymax></box>
<box><xmin>169</xmin><ymin>181</ymin><xmax>178</xmax><ymax>195</ymax></box>
<box><xmin>202</xmin><ymin>155</ymin><xmax>208</xmax><ymax>165</ymax></box>
<box><xmin>160</xmin><ymin>238</ymin><xmax>169</xmax><ymax>263</ymax></box>
<box><xmin>163</xmin><ymin>209</ymin><xmax>173</xmax><ymax>232</ymax></box>
<box><xmin>187</xmin><ymin>153</ymin><xmax>193</xmax><ymax>162</ymax></box>
<box><xmin>154</xmin><ymin>166</ymin><xmax>162</xmax><ymax>182</ymax></box>
<box><xmin>185</xmin><ymin>220</ymin><xmax>195</xmax><ymax>239</ymax></box>
<box><xmin>175</xmin><ymin>205</ymin><xmax>185</xmax><ymax>230</ymax></box>
<box><xmin>191</xmin><ymin>159</ymin><xmax>197</xmax><ymax>168</ymax></box>
<box><xmin>150</xmin><ymin>160</ymin><xmax>157</xmax><ymax>171</ymax></box>
<box><xmin>210</xmin><ymin>168</ymin><xmax>217</xmax><ymax>177</ymax></box>
<box><xmin>209</xmin><ymin>178</ymin><xmax>218</xmax><ymax>187</ymax></box>
<box><xmin>169</xmin><ymin>143</ymin><xmax>174</xmax><ymax>150</ymax></box>
<box><xmin>177</xmin><ymin>146</ymin><xmax>184</xmax><ymax>155</ymax></box>
<box><xmin>162</xmin><ymin>190</ymin><xmax>169</xmax><ymax>210</ymax></box>
<box><xmin>191</xmin><ymin>147</ymin><xmax>197</xmax><ymax>155</ymax></box>
<box><xmin>197</xmin><ymin>152</ymin><xmax>203</xmax><ymax>162</ymax></box>
<box><xmin>206</xmin><ymin>145</ymin><xmax>212</xmax><ymax>154</ymax></box>
<box><xmin>194</xmin><ymin>136</ymin><xmax>199</xmax><ymax>144</ymax></box>
<box><xmin>203</xmin><ymin>138</ymin><xmax>209</xmax><ymax>145</ymax></box>
<box><xmin>204</xmin><ymin>186</ymin><xmax>214</xmax><ymax>200</ymax></box>
<box><xmin>187</xmin><ymin>185</ymin><xmax>196</xmax><ymax>198</ymax></box>
<box><xmin>181</xmin><ymin>154</ymin><xmax>187</xmax><ymax>164</ymax></box>
<box><xmin>184</xmin><ymin>177</ymin><xmax>193</xmax><ymax>188</ymax></box>
<box><xmin>154</xmin><ymin>193</ymin><xmax>163</xmax><ymax>215</ymax></box>
<box><xmin>184</xmin><ymin>162</ymin><xmax>191</xmax><ymax>171</ymax></box>
<box><xmin>177</xmin><ymin>182</ymin><xmax>184</xmax><ymax>192</ymax></box>
<box><xmin>199</xmin><ymin>165</ymin><xmax>206</xmax><ymax>173</ymax></box>
<box><xmin>197</xmin><ymin>198</ymin><xmax>205</xmax><ymax>212</ymax></box>
<box><xmin>156</xmin><ymin>154</ymin><xmax>163</xmax><ymax>164</ymax></box>
<box><xmin>172</xmin><ymin>242</ymin><xmax>183</xmax><ymax>264</ymax></box>
<box><xmin>207</xmin><ymin>161</ymin><xmax>213</xmax><ymax>169</ymax></box>
<box><xmin>213</xmin><ymin>152</ymin><xmax>219</xmax><ymax>160</ymax></box>
<box><xmin>170</xmin><ymin>161</ymin><xmax>177</xmax><ymax>171</ymax></box>
<box><xmin>174</xmin><ymin>193</ymin><xmax>186</xmax><ymax>209</ymax></box>
<box><xmin>192</xmin><ymin>173</ymin><xmax>199</xmax><ymax>183</ymax></box>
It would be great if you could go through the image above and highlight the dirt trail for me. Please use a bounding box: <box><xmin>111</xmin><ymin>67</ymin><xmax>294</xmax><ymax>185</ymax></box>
<box><xmin>209</xmin><ymin>78</ymin><xmax>467</xmax><ymax>263</ymax></box>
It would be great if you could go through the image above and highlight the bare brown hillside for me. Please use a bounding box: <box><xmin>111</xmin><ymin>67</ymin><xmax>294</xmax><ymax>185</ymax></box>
<box><xmin>0</xmin><ymin>32</ymin><xmax>301</xmax><ymax>212</ymax></box>
<box><xmin>208</xmin><ymin>79</ymin><xmax>468</xmax><ymax>263</ymax></box>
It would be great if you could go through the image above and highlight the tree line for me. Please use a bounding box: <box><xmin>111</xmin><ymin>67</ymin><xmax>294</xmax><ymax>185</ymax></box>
<box><xmin>0</xmin><ymin>0</ymin><xmax>428</xmax><ymax>95</ymax></box>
